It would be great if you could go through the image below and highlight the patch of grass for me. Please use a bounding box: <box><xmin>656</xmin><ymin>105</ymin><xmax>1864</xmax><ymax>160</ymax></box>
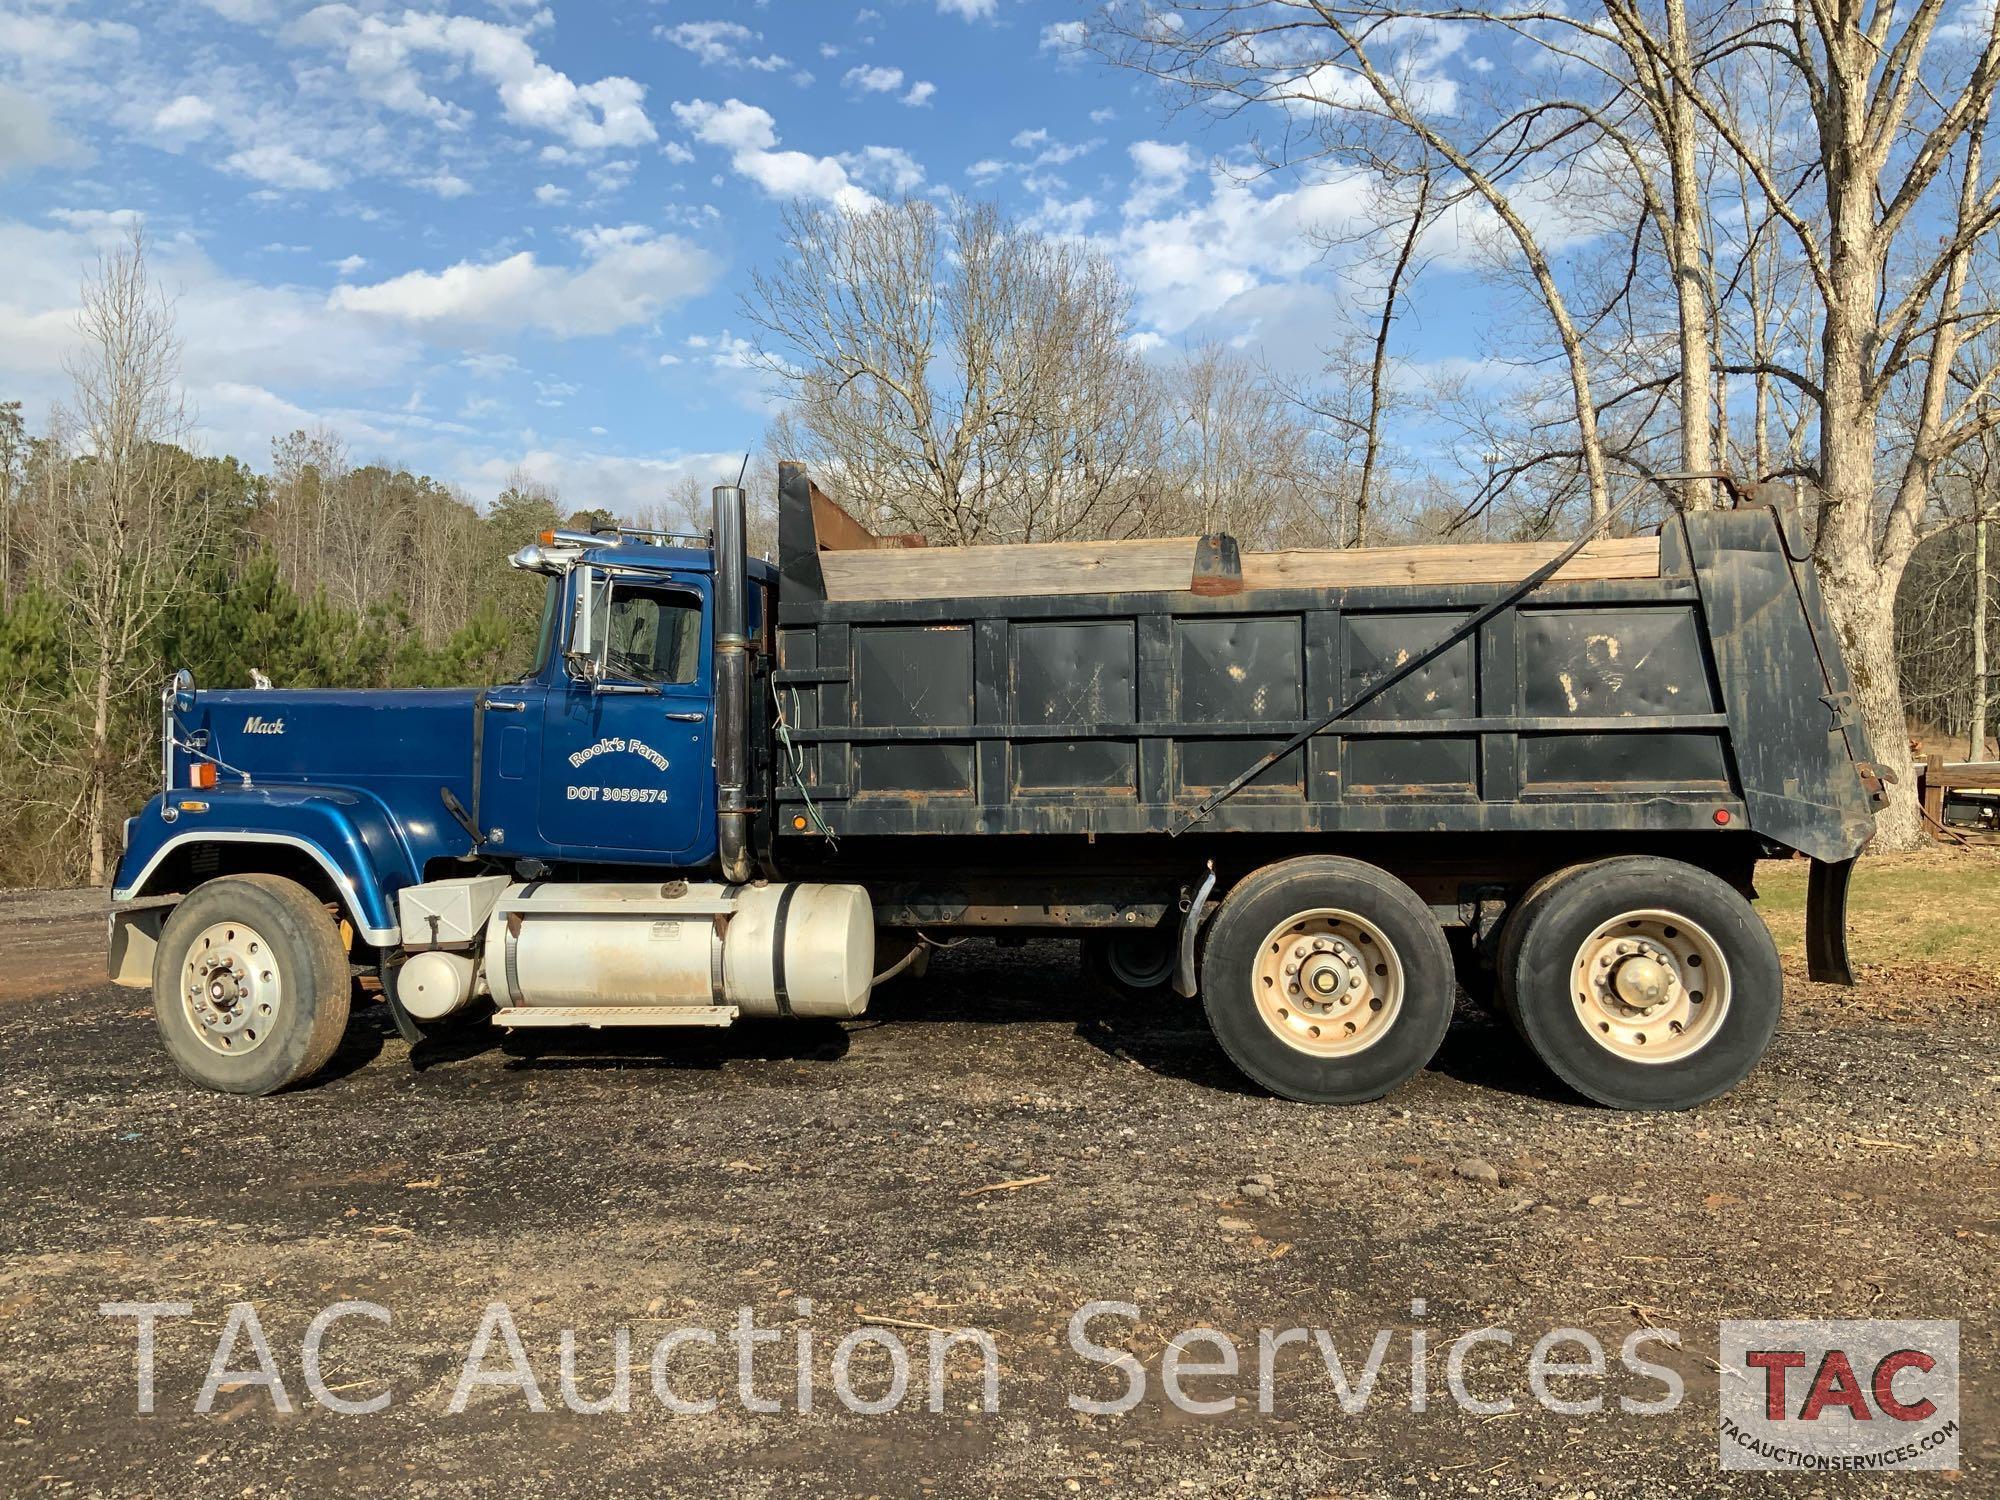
<box><xmin>1756</xmin><ymin>848</ymin><xmax>2000</xmax><ymax>974</ymax></box>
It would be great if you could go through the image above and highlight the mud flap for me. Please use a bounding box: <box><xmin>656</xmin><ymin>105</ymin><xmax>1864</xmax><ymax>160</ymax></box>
<box><xmin>1804</xmin><ymin>857</ymin><xmax>1857</xmax><ymax>986</ymax></box>
<box><xmin>377</xmin><ymin>958</ymin><xmax>428</xmax><ymax>1047</ymax></box>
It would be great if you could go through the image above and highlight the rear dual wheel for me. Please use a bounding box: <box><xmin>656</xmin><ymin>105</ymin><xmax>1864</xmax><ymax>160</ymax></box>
<box><xmin>1200</xmin><ymin>857</ymin><xmax>1453</xmax><ymax>1104</ymax></box>
<box><xmin>1497</xmin><ymin>856</ymin><xmax>1779</xmax><ymax>1110</ymax></box>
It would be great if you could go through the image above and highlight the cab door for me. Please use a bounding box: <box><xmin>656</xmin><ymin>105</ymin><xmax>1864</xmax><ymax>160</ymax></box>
<box><xmin>538</xmin><ymin>574</ymin><xmax>715</xmax><ymax>861</ymax></box>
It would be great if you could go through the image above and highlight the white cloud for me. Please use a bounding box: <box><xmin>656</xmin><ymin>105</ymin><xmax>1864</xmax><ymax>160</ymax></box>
<box><xmin>937</xmin><ymin>0</ymin><xmax>997</xmax><ymax>18</ymax></box>
<box><xmin>329</xmin><ymin>228</ymin><xmax>720</xmax><ymax>338</ymax></box>
<box><xmin>416</xmin><ymin>170</ymin><xmax>474</xmax><ymax>198</ymax></box>
<box><xmin>901</xmin><ymin>81</ymin><xmax>936</xmax><ymax>107</ymax></box>
<box><xmin>966</xmin><ymin>158</ymin><xmax>1006</xmax><ymax>181</ymax></box>
<box><xmin>195</xmin><ymin>0</ymin><xmax>281</xmax><ymax>23</ymax></box>
<box><xmin>0</xmin><ymin>84</ymin><xmax>84</xmax><ymax>176</ymax></box>
<box><xmin>1040</xmin><ymin>21</ymin><xmax>1088</xmax><ymax>58</ymax></box>
<box><xmin>1011</xmin><ymin>129</ymin><xmax>1100</xmax><ymax>168</ymax></box>
<box><xmin>1094</xmin><ymin>166</ymin><xmax>1374</xmax><ymax>341</ymax></box>
<box><xmin>1090</xmin><ymin>108</ymin><xmax>1118</xmax><ymax>124</ymax></box>
<box><xmin>843</xmin><ymin>64</ymin><xmax>903</xmax><ymax>94</ymax></box>
<box><xmin>671</xmin><ymin>97</ymin><xmax>878</xmax><ymax>212</ymax></box>
<box><xmin>662</xmin><ymin>140</ymin><xmax>694</xmax><ymax>165</ymax></box>
<box><xmin>152</xmin><ymin>94</ymin><xmax>218</xmax><ymax>135</ymax></box>
<box><xmin>672</xmin><ymin>97</ymin><xmax>777</xmax><ymax>153</ymax></box>
<box><xmin>285</xmin><ymin>6</ymin><xmax>656</xmax><ymax>151</ymax></box>
<box><xmin>0</xmin><ymin>8</ymin><xmax>137</xmax><ymax>64</ymax></box>
<box><xmin>535</xmin><ymin>182</ymin><xmax>569</xmax><ymax>204</ymax></box>
<box><xmin>474</xmin><ymin>446</ymin><xmax>747</xmax><ymax>516</ymax></box>
<box><xmin>1125</xmin><ymin>140</ymin><xmax>1196</xmax><ymax>217</ymax></box>
<box><xmin>0</xmin><ymin>215</ymin><xmax>423</xmax><ymax>453</ymax></box>
<box><xmin>226</xmin><ymin>142</ymin><xmax>340</xmax><ymax>191</ymax></box>
<box><xmin>332</xmin><ymin>253</ymin><xmax>368</xmax><ymax>276</ymax></box>
<box><xmin>659</xmin><ymin>20</ymin><xmax>789</xmax><ymax>72</ymax></box>
<box><xmin>45</xmin><ymin>206</ymin><xmax>144</xmax><ymax>238</ymax></box>
<box><xmin>840</xmin><ymin>145</ymin><xmax>924</xmax><ymax>195</ymax></box>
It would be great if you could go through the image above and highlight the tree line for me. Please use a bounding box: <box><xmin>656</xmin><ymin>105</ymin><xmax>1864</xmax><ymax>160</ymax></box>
<box><xmin>0</xmin><ymin>241</ymin><xmax>601</xmax><ymax>886</ymax></box>
<box><xmin>8</xmin><ymin>0</ymin><xmax>2000</xmax><ymax>890</ymax></box>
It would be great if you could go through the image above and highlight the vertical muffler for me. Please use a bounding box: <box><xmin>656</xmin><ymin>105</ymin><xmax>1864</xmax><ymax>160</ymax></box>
<box><xmin>713</xmin><ymin>482</ymin><xmax>753</xmax><ymax>883</ymax></box>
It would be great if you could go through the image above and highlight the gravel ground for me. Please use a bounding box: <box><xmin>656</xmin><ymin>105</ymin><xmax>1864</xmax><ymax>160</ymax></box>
<box><xmin>0</xmin><ymin>889</ymin><xmax>1994</xmax><ymax>1497</ymax></box>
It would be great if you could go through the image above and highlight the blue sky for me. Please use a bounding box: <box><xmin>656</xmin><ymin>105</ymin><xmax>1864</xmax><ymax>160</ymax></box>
<box><xmin>0</xmin><ymin>0</ymin><xmax>1493</xmax><ymax>512</ymax></box>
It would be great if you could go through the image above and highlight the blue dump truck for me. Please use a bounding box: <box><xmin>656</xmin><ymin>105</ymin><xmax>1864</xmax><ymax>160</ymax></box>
<box><xmin>109</xmin><ymin>465</ymin><xmax>1882</xmax><ymax>1109</ymax></box>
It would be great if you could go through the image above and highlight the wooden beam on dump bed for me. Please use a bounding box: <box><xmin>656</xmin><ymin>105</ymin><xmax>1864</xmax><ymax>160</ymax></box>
<box><xmin>817</xmin><ymin>533</ymin><xmax>1662</xmax><ymax>602</ymax></box>
<box><xmin>821</xmin><ymin>536</ymin><xmax>1205</xmax><ymax>602</ymax></box>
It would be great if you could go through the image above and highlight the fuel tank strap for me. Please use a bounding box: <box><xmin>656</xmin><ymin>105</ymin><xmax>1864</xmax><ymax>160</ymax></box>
<box><xmin>771</xmin><ymin>882</ymin><xmax>799</xmax><ymax>1016</ymax></box>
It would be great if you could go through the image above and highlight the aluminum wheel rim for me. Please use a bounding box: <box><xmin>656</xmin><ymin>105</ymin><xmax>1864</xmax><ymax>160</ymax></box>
<box><xmin>1252</xmin><ymin>908</ymin><xmax>1404</xmax><ymax>1057</ymax></box>
<box><xmin>180</xmin><ymin>920</ymin><xmax>283</xmax><ymax>1056</ymax></box>
<box><xmin>1568</xmin><ymin>908</ymin><xmax>1730</xmax><ymax>1064</ymax></box>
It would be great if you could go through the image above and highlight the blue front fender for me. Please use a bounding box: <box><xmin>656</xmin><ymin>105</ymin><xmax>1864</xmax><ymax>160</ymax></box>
<box><xmin>112</xmin><ymin>786</ymin><xmax>420</xmax><ymax>945</ymax></box>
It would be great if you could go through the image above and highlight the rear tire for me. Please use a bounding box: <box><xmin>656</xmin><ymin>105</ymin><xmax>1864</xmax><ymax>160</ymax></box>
<box><xmin>151</xmin><ymin>875</ymin><xmax>353</xmax><ymax>1096</ymax></box>
<box><xmin>1498</xmin><ymin>856</ymin><xmax>1779</xmax><ymax>1110</ymax></box>
<box><xmin>1200</xmin><ymin>857</ymin><xmax>1453</xmax><ymax>1103</ymax></box>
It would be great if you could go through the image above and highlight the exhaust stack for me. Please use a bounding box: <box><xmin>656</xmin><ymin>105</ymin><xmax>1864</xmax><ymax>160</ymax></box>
<box><xmin>712</xmin><ymin>483</ymin><xmax>753</xmax><ymax>884</ymax></box>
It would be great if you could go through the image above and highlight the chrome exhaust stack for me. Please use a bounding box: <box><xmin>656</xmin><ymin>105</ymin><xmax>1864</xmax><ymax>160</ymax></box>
<box><xmin>712</xmin><ymin>483</ymin><xmax>753</xmax><ymax>884</ymax></box>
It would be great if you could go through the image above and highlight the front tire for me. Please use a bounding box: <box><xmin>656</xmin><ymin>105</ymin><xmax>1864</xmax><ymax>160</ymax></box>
<box><xmin>1200</xmin><ymin>857</ymin><xmax>1453</xmax><ymax>1103</ymax></box>
<box><xmin>151</xmin><ymin>875</ymin><xmax>353</xmax><ymax>1095</ymax></box>
<box><xmin>1497</xmin><ymin>856</ymin><xmax>1780</xmax><ymax>1110</ymax></box>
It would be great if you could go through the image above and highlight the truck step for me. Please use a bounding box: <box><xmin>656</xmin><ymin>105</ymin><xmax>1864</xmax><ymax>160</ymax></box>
<box><xmin>491</xmin><ymin>1005</ymin><xmax>740</xmax><ymax>1029</ymax></box>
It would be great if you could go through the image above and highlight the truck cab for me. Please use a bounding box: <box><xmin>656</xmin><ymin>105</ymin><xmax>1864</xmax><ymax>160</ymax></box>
<box><xmin>473</xmin><ymin>532</ymin><xmax>769</xmax><ymax>868</ymax></box>
<box><xmin>110</xmin><ymin>489</ymin><xmax>876</xmax><ymax>1098</ymax></box>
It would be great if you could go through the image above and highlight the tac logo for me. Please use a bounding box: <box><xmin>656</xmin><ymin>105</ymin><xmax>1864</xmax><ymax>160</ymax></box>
<box><xmin>242</xmin><ymin>715</ymin><xmax>285</xmax><ymax>735</ymax></box>
<box><xmin>1719</xmin><ymin>1319</ymin><xmax>1958</xmax><ymax>1471</ymax></box>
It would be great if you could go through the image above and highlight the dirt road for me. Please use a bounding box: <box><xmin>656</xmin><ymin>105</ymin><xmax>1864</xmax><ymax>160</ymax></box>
<box><xmin>1</xmin><ymin>882</ymin><xmax>1993</xmax><ymax>1496</ymax></box>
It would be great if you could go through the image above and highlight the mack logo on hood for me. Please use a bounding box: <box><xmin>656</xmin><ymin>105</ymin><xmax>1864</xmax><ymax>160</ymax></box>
<box><xmin>242</xmin><ymin>715</ymin><xmax>286</xmax><ymax>735</ymax></box>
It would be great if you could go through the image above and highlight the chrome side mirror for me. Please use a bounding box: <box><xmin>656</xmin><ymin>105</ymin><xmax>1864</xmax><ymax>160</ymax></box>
<box><xmin>565</xmin><ymin>568</ymin><xmax>609</xmax><ymax>680</ymax></box>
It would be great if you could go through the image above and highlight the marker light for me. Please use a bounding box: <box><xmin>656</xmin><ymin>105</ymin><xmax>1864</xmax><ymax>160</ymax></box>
<box><xmin>189</xmin><ymin>761</ymin><xmax>217</xmax><ymax>790</ymax></box>
<box><xmin>1713</xmin><ymin>808</ymin><xmax>1731</xmax><ymax>825</ymax></box>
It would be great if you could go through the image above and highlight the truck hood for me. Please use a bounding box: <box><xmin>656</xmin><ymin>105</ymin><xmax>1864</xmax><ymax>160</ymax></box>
<box><xmin>184</xmin><ymin>687</ymin><xmax>477</xmax><ymax>787</ymax></box>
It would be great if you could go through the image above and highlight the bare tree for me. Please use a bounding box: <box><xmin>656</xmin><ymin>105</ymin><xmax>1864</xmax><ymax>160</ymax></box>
<box><xmin>28</xmin><ymin>232</ymin><xmax>219</xmax><ymax>881</ymax></box>
<box><xmin>1099</xmin><ymin>0</ymin><xmax>2000</xmax><ymax>844</ymax></box>
<box><xmin>744</xmin><ymin>197</ymin><xmax>1159</xmax><ymax>544</ymax></box>
<box><xmin>1155</xmin><ymin>342</ymin><xmax>1335</xmax><ymax>543</ymax></box>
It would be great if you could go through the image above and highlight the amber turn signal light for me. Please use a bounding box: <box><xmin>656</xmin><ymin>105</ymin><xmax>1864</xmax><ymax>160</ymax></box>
<box><xmin>189</xmin><ymin>761</ymin><xmax>218</xmax><ymax>790</ymax></box>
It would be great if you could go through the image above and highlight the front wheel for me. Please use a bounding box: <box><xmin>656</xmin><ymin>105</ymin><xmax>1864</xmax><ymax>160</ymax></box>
<box><xmin>1200</xmin><ymin>857</ymin><xmax>1454</xmax><ymax>1103</ymax></box>
<box><xmin>151</xmin><ymin>875</ymin><xmax>354</xmax><ymax>1095</ymax></box>
<box><xmin>1497</xmin><ymin>856</ymin><xmax>1780</xmax><ymax>1110</ymax></box>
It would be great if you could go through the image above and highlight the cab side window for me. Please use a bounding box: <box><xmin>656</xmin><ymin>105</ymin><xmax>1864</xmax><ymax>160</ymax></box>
<box><xmin>604</xmin><ymin>584</ymin><xmax>703</xmax><ymax>685</ymax></box>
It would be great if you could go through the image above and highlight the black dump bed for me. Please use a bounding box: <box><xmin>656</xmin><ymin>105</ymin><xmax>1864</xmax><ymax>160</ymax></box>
<box><xmin>768</xmin><ymin>463</ymin><xmax>1878</xmax><ymax>865</ymax></box>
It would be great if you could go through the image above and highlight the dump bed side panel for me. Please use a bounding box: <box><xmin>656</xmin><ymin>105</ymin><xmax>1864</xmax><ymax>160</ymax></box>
<box><xmin>774</xmin><ymin>585</ymin><xmax>1741</xmax><ymax>842</ymax></box>
<box><xmin>770</xmin><ymin>485</ymin><xmax>1871</xmax><ymax>861</ymax></box>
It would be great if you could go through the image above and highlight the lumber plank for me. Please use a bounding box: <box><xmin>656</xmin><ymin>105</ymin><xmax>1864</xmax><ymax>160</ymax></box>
<box><xmin>822</xmin><ymin>537</ymin><xmax>1201</xmax><ymax>601</ymax></box>
<box><xmin>822</xmin><ymin>532</ymin><xmax>1662</xmax><ymax>602</ymax></box>
<box><xmin>1239</xmin><ymin>536</ymin><xmax>1661</xmax><ymax>590</ymax></box>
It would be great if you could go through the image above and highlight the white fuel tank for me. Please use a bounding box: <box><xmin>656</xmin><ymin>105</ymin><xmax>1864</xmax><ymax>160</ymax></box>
<box><xmin>482</xmin><ymin>881</ymin><xmax>874</xmax><ymax>1019</ymax></box>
